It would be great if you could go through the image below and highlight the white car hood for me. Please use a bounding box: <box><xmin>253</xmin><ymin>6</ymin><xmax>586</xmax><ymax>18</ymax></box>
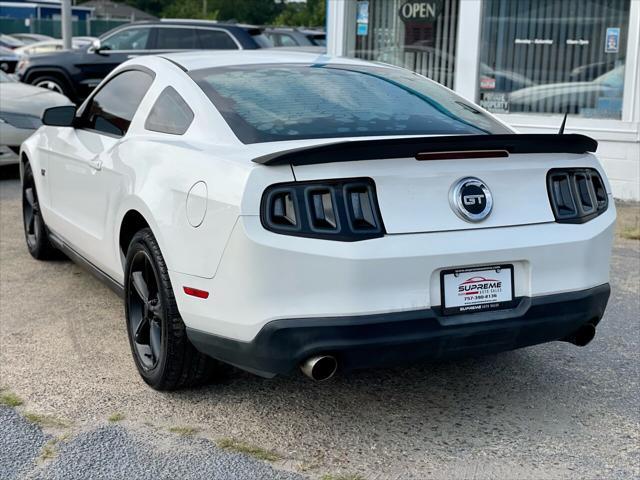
<box><xmin>0</xmin><ymin>83</ymin><xmax>71</xmax><ymax>116</ymax></box>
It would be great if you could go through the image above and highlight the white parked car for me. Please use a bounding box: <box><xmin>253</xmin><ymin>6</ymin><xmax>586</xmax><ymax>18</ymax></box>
<box><xmin>20</xmin><ymin>51</ymin><xmax>615</xmax><ymax>390</ymax></box>
<box><xmin>13</xmin><ymin>38</ymin><xmax>97</xmax><ymax>58</ymax></box>
<box><xmin>0</xmin><ymin>70</ymin><xmax>71</xmax><ymax>163</ymax></box>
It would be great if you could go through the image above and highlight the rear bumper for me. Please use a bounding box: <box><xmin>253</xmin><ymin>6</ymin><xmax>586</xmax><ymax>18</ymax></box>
<box><xmin>171</xmin><ymin>207</ymin><xmax>615</xmax><ymax>343</ymax></box>
<box><xmin>187</xmin><ymin>284</ymin><xmax>610</xmax><ymax>377</ymax></box>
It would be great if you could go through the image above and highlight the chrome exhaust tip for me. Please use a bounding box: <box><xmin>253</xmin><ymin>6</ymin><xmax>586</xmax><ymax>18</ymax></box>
<box><xmin>300</xmin><ymin>355</ymin><xmax>338</xmax><ymax>381</ymax></box>
<box><xmin>564</xmin><ymin>323</ymin><xmax>597</xmax><ymax>347</ymax></box>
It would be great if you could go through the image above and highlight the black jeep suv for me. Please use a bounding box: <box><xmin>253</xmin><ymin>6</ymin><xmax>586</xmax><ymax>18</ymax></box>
<box><xmin>15</xmin><ymin>20</ymin><xmax>272</xmax><ymax>103</ymax></box>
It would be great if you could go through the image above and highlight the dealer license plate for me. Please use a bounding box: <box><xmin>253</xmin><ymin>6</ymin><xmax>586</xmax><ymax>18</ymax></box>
<box><xmin>440</xmin><ymin>265</ymin><xmax>514</xmax><ymax>315</ymax></box>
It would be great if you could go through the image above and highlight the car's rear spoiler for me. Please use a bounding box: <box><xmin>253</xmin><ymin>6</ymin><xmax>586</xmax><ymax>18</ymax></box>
<box><xmin>252</xmin><ymin>134</ymin><xmax>597</xmax><ymax>166</ymax></box>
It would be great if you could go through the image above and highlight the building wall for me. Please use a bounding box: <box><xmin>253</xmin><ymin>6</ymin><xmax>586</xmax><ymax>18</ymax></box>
<box><xmin>0</xmin><ymin>2</ymin><xmax>92</xmax><ymax>20</ymax></box>
<box><xmin>328</xmin><ymin>0</ymin><xmax>640</xmax><ymax>201</ymax></box>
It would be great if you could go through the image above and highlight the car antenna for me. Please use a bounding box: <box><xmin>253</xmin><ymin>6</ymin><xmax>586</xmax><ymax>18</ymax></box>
<box><xmin>558</xmin><ymin>112</ymin><xmax>568</xmax><ymax>134</ymax></box>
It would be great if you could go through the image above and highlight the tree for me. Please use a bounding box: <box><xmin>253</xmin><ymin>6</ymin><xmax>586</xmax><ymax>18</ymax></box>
<box><xmin>162</xmin><ymin>0</ymin><xmax>218</xmax><ymax>20</ymax></box>
<box><xmin>273</xmin><ymin>0</ymin><xmax>325</xmax><ymax>27</ymax></box>
<box><xmin>120</xmin><ymin>0</ymin><xmax>326</xmax><ymax>26</ymax></box>
<box><xmin>122</xmin><ymin>0</ymin><xmax>170</xmax><ymax>17</ymax></box>
<box><xmin>210</xmin><ymin>0</ymin><xmax>284</xmax><ymax>24</ymax></box>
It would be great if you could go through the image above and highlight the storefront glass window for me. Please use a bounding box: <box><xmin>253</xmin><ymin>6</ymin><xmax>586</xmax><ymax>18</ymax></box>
<box><xmin>352</xmin><ymin>0</ymin><xmax>459</xmax><ymax>89</ymax></box>
<box><xmin>479</xmin><ymin>0</ymin><xmax>630</xmax><ymax>119</ymax></box>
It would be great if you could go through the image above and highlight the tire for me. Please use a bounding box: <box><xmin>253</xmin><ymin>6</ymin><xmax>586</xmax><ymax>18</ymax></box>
<box><xmin>124</xmin><ymin>228</ymin><xmax>219</xmax><ymax>390</ymax></box>
<box><xmin>29</xmin><ymin>75</ymin><xmax>72</xmax><ymax>98</ymax></box>
<box><xmin>22</xmin><ymin>162</ymin><xmax>58</xmax><ymax>260</ymax></box>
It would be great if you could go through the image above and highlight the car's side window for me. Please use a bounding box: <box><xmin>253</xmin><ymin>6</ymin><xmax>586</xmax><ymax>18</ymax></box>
<box><xmin>154</xmin><ymin>27</ymin><xmax>200</xmax><ymax>49</ymax></box>
<box><xmin>82</xmin><ymin>70</ymin><xmax>154</xmax><ymax>137</ymax></box>
<box><xmin>197</xmin><ymin>29</ymin><xmax>238</xmax><ymax>49</ymax></box>
<box><xmin>144</xmin><ymin>86</ymin><xmax>194</xmax><ymax>135</ymax></box>
<box><xmin>101</xmin><ymin>28</ymin><xmax>151</xmax><ymax>51</ymax></box>
<box><xmin>279</xmin><ymin>34</ymin><xmax>298</xmax><ymax>47</ymax></box>
<box><xmin>268</xmin><ymin>34</ymin><xmax>283</xmax><ymax>46</ymax></box>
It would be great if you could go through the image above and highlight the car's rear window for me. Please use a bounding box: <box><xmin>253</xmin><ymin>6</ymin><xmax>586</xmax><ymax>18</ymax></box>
<box><xmin>189</xmin><ymin>63</ymin><xmax>511</xmax><ymax>144</ymax></box>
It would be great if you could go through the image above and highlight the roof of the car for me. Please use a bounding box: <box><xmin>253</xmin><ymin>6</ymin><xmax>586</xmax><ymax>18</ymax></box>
<box><xmin>124</xmin><ymin>19</ymin><xmax>261</xmax><ymax>30</ymax></box>
<box><xmin>161</xmin><ymin>50</ymin><xmax>376</xmax><ymax>72</ymax></box>
<box><xmin>265</xmin><ymin>27</ymin><xmax>325</xmax><ymax>35</ymax></box>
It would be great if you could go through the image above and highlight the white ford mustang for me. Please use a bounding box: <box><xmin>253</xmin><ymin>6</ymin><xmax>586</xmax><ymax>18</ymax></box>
<box><xmin>20</xmin><ymin>51</ymin><xmax>615</xmax><ymax>390</ymax></box>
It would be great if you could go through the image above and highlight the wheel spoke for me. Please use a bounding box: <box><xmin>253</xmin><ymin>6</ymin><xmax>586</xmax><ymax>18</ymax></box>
<box><xmin>149</xmin><ymin>321</ymin><xmax>161</xmax><ymax>362</ymax></box>
<box><xmin>26</xmin><ymin>210</ymin><xmax>35</xmax><ymax>234</ymax></box>
<box><xmin>133</xmin><ymin>315</ymin><xmax>150</xmax><ymax>343</ymax></box>
<box><xmin>25</xmin><ymin>188</ymin><xmax>35</xmax><ymax>208</ymax></box>
<box><xmin>32</xmin><ymin>214</ymin><xmax>41</xmax><ymax>239</ymax></box>
<box><xmin>128</xmin><ymin>252</ymin><xmax>164</xmax><ymax>370</ymax></box>
<box><xmin>131</xmin><ymin>271</ymin><xmax>149</xmax><ymax>303</ymax></box>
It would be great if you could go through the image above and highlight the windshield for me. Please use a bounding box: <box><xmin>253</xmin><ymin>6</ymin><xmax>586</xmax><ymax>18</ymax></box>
<box><xmin>0</xmin><ymin>34</ymin><xmax>23</xmax><ymax>48</ymax></box>
<box><xmin>190</xmin><ymin>63</ymin><xmax>511</xmax><ymax>144</ymax></box>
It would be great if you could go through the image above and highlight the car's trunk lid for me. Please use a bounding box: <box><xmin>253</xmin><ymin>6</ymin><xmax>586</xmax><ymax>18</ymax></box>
<box><xmin>252</xmin><ymin>134</ymin><xmax>598</xmax><ymax>234</ymax></box>
<box><xmin>293</xmin><ymin>154</ymin><xmax>573</xmax><ymax>234</ymax></box>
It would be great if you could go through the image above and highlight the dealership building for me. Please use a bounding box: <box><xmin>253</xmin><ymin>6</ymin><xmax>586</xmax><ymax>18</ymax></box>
<box><xmin>327</xmin><ymin>0</ymin><xmax>640</xmax><ymax>200</ymax></box>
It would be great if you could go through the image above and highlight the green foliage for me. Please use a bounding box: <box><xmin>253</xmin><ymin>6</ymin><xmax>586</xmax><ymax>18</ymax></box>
<box><xmin>162</xmin><ymin>0</ymin><xmax>218</xmax><ymax>20</ymax></box>
<box><xmin>321</xmin><ymin>474</ymin><xmax>366</xmax><ymax>480</ymax></box>
<box><xmin>117</xmin><ymin>0</ymin><xmax>326</xmax><ymax>27</ymax></box>
<box><xmin>24</xmin><ymin>412</ymin><xmax>70</xmax><ymax>428</ymax></box>
<box><xmin>218</xmin><ymin>438</ymin><xmax>281</xmax><ymax>461</ymax></box>
<box><xmin>209</xmin><ymin>0</ymin><xmax>284</xmax><ymax>24</ymax></box>
<box><xmin>0</xmin><ymin>391</ymin><xmax>23</xmax><ymax>407</ymax></box>
<box><xmin>121</xmin><ymin>0</ymin><xmax>167</xmax><ymax>17</ymax></box>
<box><xmin>168</xmin><ymin>425</ymin><xmax>200</xmax><ymax>436</ymax></box>
<box><xmin>107</xmin><ymin>412</ymin><xmax>125</xmax><ymax>422</ymax></box>
<box><xmin>273</xmin><ymin>0</ymin><xmax>325</xmax><ymax>27</ymax></box>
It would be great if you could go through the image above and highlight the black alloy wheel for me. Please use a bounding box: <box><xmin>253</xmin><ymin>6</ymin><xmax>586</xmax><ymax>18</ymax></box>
<box><xmin>127</xmin><ymin>249</ymin><xmax>164</xmax><ymax>371</ymax></box>
<box><xmin>124</xmin><ymin>228</ymin><xmax>219</xmax><ymax>390</ymax></box>
<box><xmin>22</xmin><ymin>163</ymin><xmax>57</xmax><ymax>259</ymax></box>
<box><xmin>23</xmin><ymin>173</ymin><xmax>41</xmax><ymax>251</ymax></box>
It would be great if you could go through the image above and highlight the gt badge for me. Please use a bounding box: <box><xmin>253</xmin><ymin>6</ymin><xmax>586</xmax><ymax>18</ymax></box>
<box><xmin>450</xmin><ymin>177</ymin><xmax>493</xmax><ymax>222</ymax></box>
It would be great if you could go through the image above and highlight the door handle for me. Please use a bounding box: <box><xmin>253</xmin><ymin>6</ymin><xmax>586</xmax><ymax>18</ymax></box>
<box><xmin>88</xmin><ymin>158</ymin><xmax>102</xmax><ymax>171</ymax></box>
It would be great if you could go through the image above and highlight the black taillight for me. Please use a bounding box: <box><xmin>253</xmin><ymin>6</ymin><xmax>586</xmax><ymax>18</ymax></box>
<box><xmin>264</xmin><ymin>188</ymin><xmax>299</xmax><ymax>231</ymax></box>
<box><xmin>261</xmin><ymin>178</ymin><xmax>385</xmax><ymax>241</ymax></box>
<box><xmin>547</xmin><ymin>168</ymin><xmax>608</xmax><ymax>223</ymax></box>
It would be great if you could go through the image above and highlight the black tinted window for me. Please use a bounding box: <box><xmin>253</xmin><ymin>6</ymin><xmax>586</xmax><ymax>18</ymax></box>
<box><xmin>145</xmin><ymin>86</ymin><xmax>194</xmax><ymax>135</ymax></box>
<box><xmin>154</xmin><ymin>27</ymin><xmax>199</xmax><ymax>49</ymax></box>
<box><xmin>190</xmin><ymin>64</ymin><xmax>511</xmax><ymax>144</ymax></box>
<box><xmin>197</xmin><ymin>29</ymin><xmax>238</xmax><ymax>49</ymax></box>
<box><xmin>85</xmin><ymin>70</ymin><xmax>153</xmax><ymax>137</ymax></box>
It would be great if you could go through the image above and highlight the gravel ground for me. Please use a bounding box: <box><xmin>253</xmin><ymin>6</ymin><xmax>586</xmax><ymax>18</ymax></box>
<box><xmin>0</xmin><ymin>407</ymin><xmax>50</xmax><ymax>479</ymax></box>
<box><xmin>0</xmin><ymin>405</ymin><xmax>303</xmax><ymax>480</ymax></box>
<box><xmin>1</xmin><ymin>165</ymin><xmax>639</xmax><ymax>479</ymax></box>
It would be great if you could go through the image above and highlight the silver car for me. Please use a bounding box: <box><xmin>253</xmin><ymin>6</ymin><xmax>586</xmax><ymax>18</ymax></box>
<box><xmin>0</xmin><ymin>70</ymin><xmax>71</xmax><ymax>164</ymax></box>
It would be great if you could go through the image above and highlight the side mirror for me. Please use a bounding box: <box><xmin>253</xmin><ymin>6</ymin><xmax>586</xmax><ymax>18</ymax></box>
<box><xmin>42</xmin><ymin>105</ymin><xmax>77</xmax><ymax>127</ymax></box>
<box><xmin>91</xmin><ymin>38</ymin><xmax>102</xmax><ymax>53</ymax></box>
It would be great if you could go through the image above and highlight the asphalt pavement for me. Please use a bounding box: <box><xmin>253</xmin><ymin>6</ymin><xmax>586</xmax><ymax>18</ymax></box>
<box><xmin>1</xmin><ymin>165</ymin><xmax>639</xmax><ymax>479</ymax></box>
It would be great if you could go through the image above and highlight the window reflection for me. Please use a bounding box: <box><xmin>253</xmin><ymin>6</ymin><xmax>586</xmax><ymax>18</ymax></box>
<box><xmin>353</xmin><ymin>0</ymin><xmax>459</xmax><ymax>89</ymax></box>
<box><xmin>479</xmin><ymin>0</ymin><xmax>629</xmax><ymax>119</ymax></box>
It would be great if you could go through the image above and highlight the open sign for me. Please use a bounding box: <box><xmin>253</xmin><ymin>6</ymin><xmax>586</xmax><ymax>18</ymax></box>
<box><xmin>399</xmin><ymin>1</ymin><xmax>442</xmax><ymax>22</ymax></box>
